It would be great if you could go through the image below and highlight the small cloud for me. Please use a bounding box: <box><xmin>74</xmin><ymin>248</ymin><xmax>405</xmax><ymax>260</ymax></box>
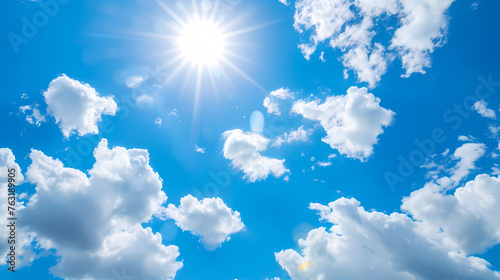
<box><xmin>319</xmin><ymin>52</ymin><xmax>325</xmax><ymax>62</ymax></box>
<box><xmin>471</xmin><ymin>2</ymin><xmax>479</xmax><ymax>10</ymax></box>
<box><xmin>458</xmin><ymin>135</ymin><xmax>475</xmax><ymax>142</ymax></box>
<box><xmin>169</xmin><ymin>109</ymin><xmax>180</xmax><ymax>118</ymax></box>
<box><xmin>155</xmin><ymin>117</ymin><xmax>162</xmax><ymax>127</ymax></box>
<box><xmin>21</xmin><ymin>93</ymin><xmax>28</xmax><ymax>99</ymax></box>
<box><xmin>473</xmin><ymin>100</ymin><xmax>496</xmax><ymax>119</ymax></box>
<box><xmin>489</xmin><ymin>125</ymin><xmax>500</xmax><ymax>136</ymax></box>
<box><xmin>223</xmin><ymin>129</ymin><xmax>289</xmax><ymax>182</ymax></box>
<box><xmin>195</xmin><ymin>145</ymin><xmax>206</xmax><ymax>154</ymax></box>
<box><xmin>263</xmin><ymin>88</ymin><xmax>295</xmax><ymax>116</ymax></box>
<box><xmin>272</xmin><ymin>126</ymin><xmax>313</xmax><ymax>148</ymax></box>
<box><xmin>166</xmin><ymin>195</ymin><xmax>245</xmax><ymax>250</ymax></box>
<box><xmin>19</xmin><ymin>104</ymin><xmax>47</xmax><ymax>127</ymax></box>
<box><xmin>317</xmin><ymin>161</ymin><xmax>332</xmax><ymax>167</ymax></box>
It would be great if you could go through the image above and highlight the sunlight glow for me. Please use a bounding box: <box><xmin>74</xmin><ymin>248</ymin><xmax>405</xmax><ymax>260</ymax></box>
<box><xmin>177</xmin><ymin>20</ymin><xmax>225</xmax><ymax>65</ymax></box>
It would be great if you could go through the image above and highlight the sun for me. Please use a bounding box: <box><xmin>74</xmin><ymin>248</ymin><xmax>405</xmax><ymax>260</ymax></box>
<box><xmin>177</xmin><ymin>19</ymin><xmax>225</xmax><ymax>66</ymax></box>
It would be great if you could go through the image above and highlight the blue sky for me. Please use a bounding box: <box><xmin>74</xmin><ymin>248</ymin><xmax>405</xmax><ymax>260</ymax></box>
<box><xmin>2</xmin><ymin>0</ymin><xmax>500</xmax><ymax>279</ymax></box>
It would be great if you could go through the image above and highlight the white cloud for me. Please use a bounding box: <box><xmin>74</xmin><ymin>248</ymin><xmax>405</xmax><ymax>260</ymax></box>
<box><xmin>19</xmin><ymin>104</ymin><xmax>46</xmax><ymax>126</ymax></box>
<box><xmin>264</xmin><ymin>97</ymin><xmax>281</xmax><ymax>115</ymax></box>
<box><xmin>155</xmin><ymin>117</ymin><xmax>162</xmax><ymax>127</ymax></box>
<box><xmin>278</xmin><ymin>0</ymin><xmax>288</xmax><ymax>5</ymax></box>
<box><xmin>489</xmin><ymin>125</ymin><xmax>500</xmax><ymax>136</ymax></box>
<box><xmin>276</xmin><ymin>140</ymin><xmax>500</xmax><ymax>279</ymax></box>
<box><xmin>319</xmin><ymin>51</ymin><xmax>325</xmax><ymax>62</ymax></box>
<box><xmin>473</xmin><ymin>100</ymin><xmax>496</xmax><ymax>119</ymax></box>
<box><xmin>166</xmin><ymin>195</ymin><xmax>245</xmax><ymax>250</ymax></box>
<box><xmin>401</xmin><ymin>143</ymin><xmax>497</xmax><ymax>255</ymax></box>
<box><xmin>263</xmin><ymin>88</ymin><xmax>295</xmax><ymax>116</ymax></box>
<box><xmin>292</xmin><ymin>0</ymin><xmax>455</xmax><ymax>87</ymax></box>
<box><xmin>292</xmin><ymin>86</ymin><xmax>395</xmax><ymax>160</ymax></box>
<box><xmin>195</xmin><ymin>145</ymin><xmax>206</xmax><ymax>154</ymax></box>
<box><xmin>272</xmin><ymin>126</ymin><xmax>313</xmax><ymax>148</ymax></box>
<box><xmin>18</xmin><ymin>139</ymin><xmax>182</xmax><ymax>279</ymax></box>
<box><xmin>223</xmin><ymin>129</ymin><xmax>289</xmax><ymax>182</ymax></box>
<box><xmin>403</xmin><ymin>173</ymin><xmax>500</xmax><ymax>255</ymax></box>
<box><xmin>43</xmin><ymin>74</ymin><xmax>118</xmax><ymax>137</ymax></box>
<box><xmin>458</xmin><ymin>135</ymin><xmax>475</xmax><ymax>142</ymax></box>
<box><xmin>276</xmin><ymin>197</ymin><xmax>500</xmax><ymax>280</ymax></box>
<box><xmin>317</xmin><ymin>161</ymin><xmax>331</xmax><ymax>167</ymax></box>
<box><xmin>270</xmin><ymin>88</ymin><xmax>294</xmax><ymax>100</ymax></box>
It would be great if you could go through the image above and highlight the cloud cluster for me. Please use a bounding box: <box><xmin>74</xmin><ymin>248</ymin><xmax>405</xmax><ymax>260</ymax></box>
<box><xmin>223</xmin><ymin>129</ymin><xmax>290</xmax><ymax>182</ymax></box>
<box><xmin>401</xmin><ymin>143</ymin><xmax>499</xmax><ymax>254</ymax></box>
<box><xmin>44</xmin><ymin>74</ymin><xmax>118</xmax><ymax>137</ymax></box>
<box><xmin>19</xmin><ymin>104</ymin><xmax>46</xmax><ymax>126</ymax></box>
<box><xmin>166</xmin><ymin>195</ymin><xmax>245</xmax><ymax>250</ymax></box>
<box><xmin>263</xmin><ymin>88</ymin><xmax>295</xmax><ymax>116</ymax></box>
<box><xmin>276</xmin><ymin>197</ymin><xmax>500</xmax><ymax>280</ymax></box>
<box><xmin>276</xmin><ymin>142</ymin><xmax>500</xmax><ymax>279</ymax></box>
<box><xmin>291</xmin><ymin>0</ymin><xmax>455</xmax><ymax>86</ymax></box>
<box><xmin>292</xmin><ymin>86</ymin><xmax>394</xmax><ymax>160</ymax></box>
<box><xmin>272</xmin><ymin>126</ymin><xmax>313</xmax><ymax>148</ymax></box>
<box><xmin>18</xmin><ymin>139</ymin><xmax>182</xmax><ymax>280</ymax></box>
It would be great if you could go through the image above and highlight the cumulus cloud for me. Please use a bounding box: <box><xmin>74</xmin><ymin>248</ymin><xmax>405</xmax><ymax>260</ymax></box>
<box><xmin>272</xmin><ymin>126</ymin><xmax>313</xmax><ymax>148</ymax></box>
<box><xmin>276</xmin><ymin>197</ymin><xmax>500</xmax><ymax>280</ymax></box>
<box><xmin>18</xmin><ymin>139</ymin><xmax>182</xmax><ymax>279</ymax></box>
<box><xmin>263</xmin><ymin>88</ymin><xmax>295</xmax><ymax>115</ymax></box>
<box><xmin>223</xmin><ymin>129</ymin><xmax>289</xmax><ymax>182</ymax></box>
<box><xmin>403</xmin><ymin>173</ymin><xmax>500</xmax><ymax>255</ymax></box>
<box><xmin>166</xmin><ymin>195</ymin><xmax>245</xmax><ymax>250</ymax></box>
<box><xmin>401</xmin><ymin>143</ymin><xmax>497</xmax><ymax>255</ymax></box>
<box><xmin>43</xmin><ymin>74</ymin><xmax>118</xmax><ymax>137</ymax></box>
<box><xmin>292</xmin><ymin>86</ymin><xmax>395</xmax><ymax>160</ymax></box>
<box><xmin>276</xmin><ymin>140</ymin><xmax>500</xmax><ymax>279</ymax></box>
<box><xmin>291</xmin><ymin>0</ymin><xmax>455</xmax><ymax>87</ymax></box>
<box><xmin>473</xmin><ymin>100</ymin><xmax>497</xmax><ymax>119</ymax></box>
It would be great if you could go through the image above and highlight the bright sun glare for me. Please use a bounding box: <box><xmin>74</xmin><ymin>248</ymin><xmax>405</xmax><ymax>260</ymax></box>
<box><xmin>178</xmin><ymin>20</ymin><xmax>225</xmax><ymax>66</ymax></box>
